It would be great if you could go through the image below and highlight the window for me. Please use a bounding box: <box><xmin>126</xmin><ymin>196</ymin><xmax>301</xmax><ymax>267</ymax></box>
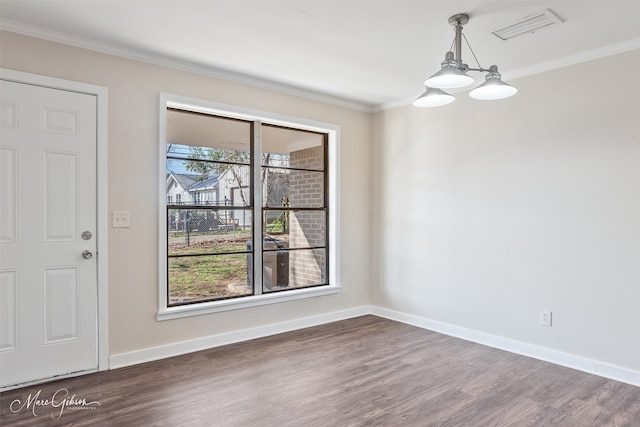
<box><xmin>159</xmin><ymin>95</ymin><xmax>340</xmax><ymax>319</ymax></box>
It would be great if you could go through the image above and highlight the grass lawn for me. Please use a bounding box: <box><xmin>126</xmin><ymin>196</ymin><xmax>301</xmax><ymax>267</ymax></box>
<box><xmin>168</xmin><ymin>235</ymin><xmax>251</xmax><ymax>302</ymax></box>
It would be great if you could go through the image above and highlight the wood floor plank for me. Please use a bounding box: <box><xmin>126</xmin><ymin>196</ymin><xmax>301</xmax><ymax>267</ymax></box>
<box><xmin>1</xmin><ymin>315</ymin><xmax>638</xmax><ymax>426</ymax></box>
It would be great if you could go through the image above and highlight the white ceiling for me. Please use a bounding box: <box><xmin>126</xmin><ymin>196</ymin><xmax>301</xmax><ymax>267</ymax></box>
<box><xmin>1</xmin><ymin>1</ymin><xmax>639</xmax><ymax>111</ymax></box>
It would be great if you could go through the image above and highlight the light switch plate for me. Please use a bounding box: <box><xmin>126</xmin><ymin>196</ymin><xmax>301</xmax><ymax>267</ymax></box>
<box><xmin>113</xmin><ymin>210</ymin><xmax>131</xmax><ymax>228</ymax></box>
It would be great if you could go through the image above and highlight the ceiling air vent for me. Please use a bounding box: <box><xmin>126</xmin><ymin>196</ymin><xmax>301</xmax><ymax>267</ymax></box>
<box><xmin>492</xmin><ymin>9</ymin><xmax>563</xmax><ymax>41</ymax></box>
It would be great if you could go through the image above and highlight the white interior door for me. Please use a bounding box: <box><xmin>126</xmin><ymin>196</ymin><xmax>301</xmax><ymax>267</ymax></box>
<box><xmin>0</xmin><ymin>79</ymin><xmax>98</xmax><ymax>388</ymax></box>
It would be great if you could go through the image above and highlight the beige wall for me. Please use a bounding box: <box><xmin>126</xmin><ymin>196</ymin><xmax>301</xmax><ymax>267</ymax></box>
<box><xmin>0</xmin><ymin>31</ymin><xmax>372</xmax><ymax>356</ymax></box>
<box><xmin>372</xmin><ymin>49</ymin><xmax>640</xmax><ymax>372</ymax></box>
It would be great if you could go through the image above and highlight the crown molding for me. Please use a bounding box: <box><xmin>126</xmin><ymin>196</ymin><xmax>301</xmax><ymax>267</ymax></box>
<box><xmin>503</xmin><ymin>37</ymin><xmax>640</xmax><ymax>82</ymax></box>
<box><xmin>3</xmin><ymin>18</ymin><xmax>637</xmax><ymax>114</ymax></box>
<box><xmin>0</xmin><ymin>19</ymin><xmax>375</xmax><ymax>113</ymax></box>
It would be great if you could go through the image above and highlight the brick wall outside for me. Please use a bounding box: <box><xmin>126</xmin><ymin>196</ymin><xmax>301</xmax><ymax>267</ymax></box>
<box><xmin>288</xmin><ymin>145</ymin><xmax>326</xmax><ymax>286</ymax></box>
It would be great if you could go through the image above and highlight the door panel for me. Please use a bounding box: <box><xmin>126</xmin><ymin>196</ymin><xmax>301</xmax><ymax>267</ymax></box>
<box><xmin>43</xmin><ymin>266</ymin><xmax>80</xmax><ymax>344</ymax></box>
<box><xmin>0</xmin><ymin>147</ymin><xmax>17</xmax><ymax>243</ymax></box>
<box><xmin>43</xmin><ymin>151</ymin><xmax>79</xmax><ymax>241</ymax></box>
<box><xmin>0</xmin><ymin>80</ymin><xmax>98</xmax><ymax>388</ymax></box>
<box><xmin>0</xmin><ymin>270</ymin><xmax>18</xmax><ymax>351</ymax></box>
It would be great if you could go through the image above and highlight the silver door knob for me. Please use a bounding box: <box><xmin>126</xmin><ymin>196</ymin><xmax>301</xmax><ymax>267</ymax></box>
<box><xmin>82</xmin><ymin>250</ymin><xmax>93</xmax><ymax>259</ymax></box>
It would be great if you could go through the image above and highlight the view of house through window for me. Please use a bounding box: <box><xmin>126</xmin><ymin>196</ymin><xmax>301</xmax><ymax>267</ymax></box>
<box><xmin>165</xmin><ymin>108</ymin><xmax>329</xmax><ymax>306</ymax></box>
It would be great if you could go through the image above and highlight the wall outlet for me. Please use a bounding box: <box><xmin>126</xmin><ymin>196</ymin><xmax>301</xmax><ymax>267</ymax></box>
<box><xmin>540</xmin><ymin>309</ymin><xmax>552</xmax><ymax>327</ymax></box>
<box><xmin>341</xmin><ymin>282</ymin><xmax>347</xmax><ymax>294</ymax></box>
<box><xmin>113</xmin><ymin>210</ymin><xmax>131</xmax><ymax>228</ymax></box>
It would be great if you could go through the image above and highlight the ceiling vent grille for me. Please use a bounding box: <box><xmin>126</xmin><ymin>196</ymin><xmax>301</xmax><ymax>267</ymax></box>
<box><xmin>492</xmin><ymin>9</ymin><xmax>563</xmax><ymax>41</ymax></box>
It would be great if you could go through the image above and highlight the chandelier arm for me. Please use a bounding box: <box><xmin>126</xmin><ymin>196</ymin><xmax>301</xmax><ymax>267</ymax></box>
<box><xmin>461</xmin><ymin>33</ymin><xmax>484</xmax><ymax>70</ymax></box>
<box><xmin>465</xmin><ymin>67</ymin><xmax>492</xmax><ymax>73</ymax></box>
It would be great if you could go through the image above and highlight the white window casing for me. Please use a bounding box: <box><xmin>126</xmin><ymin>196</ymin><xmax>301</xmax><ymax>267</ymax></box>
<box><xmin>158</xmin><ymin>93</ymin><xmax>341</xmax><ymax>320</ymax></box>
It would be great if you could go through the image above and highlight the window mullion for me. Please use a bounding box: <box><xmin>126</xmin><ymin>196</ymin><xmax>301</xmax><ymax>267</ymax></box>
<box><xmin>252</xmin><ymin>121</ymin><xmax>263</xmax><ymax>295</ymax></box>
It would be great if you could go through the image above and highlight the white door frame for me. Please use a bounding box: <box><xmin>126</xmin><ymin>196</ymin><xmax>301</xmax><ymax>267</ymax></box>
<box><xmin>0</xmin><ymin>68</ymin><xmax>109</xmax><ymax>372</ymax></box>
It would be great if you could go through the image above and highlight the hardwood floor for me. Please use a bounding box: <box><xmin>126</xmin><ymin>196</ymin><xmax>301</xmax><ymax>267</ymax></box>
<box><xmin>1</xmin><ymin>315</ymin><xmax>639</xmax><ymax>426</ymax></box>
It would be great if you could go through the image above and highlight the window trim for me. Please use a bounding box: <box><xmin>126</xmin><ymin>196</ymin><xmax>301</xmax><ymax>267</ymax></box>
<box><xmin>158</xmin><ymin>93</ymin><xmax>341</xmax><ymax>320</ymax></box>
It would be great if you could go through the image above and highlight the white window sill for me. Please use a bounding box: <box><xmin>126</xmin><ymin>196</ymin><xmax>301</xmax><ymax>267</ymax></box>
<box><xmin>157</xmin><ymin>285</ymin><xmax>342</xmax><ymax>321</ymax></box>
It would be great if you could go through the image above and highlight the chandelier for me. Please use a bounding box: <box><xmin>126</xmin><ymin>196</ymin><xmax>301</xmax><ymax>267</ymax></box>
<box><xmin>414</xmin><ymin>13</ymin><xmax>517</xmax><ymax>107</ymax></box>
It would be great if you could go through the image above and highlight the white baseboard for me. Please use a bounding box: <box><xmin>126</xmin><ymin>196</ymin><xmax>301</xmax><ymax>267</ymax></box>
<box><xmin>109</xmin><ymin>306</ymin><xmax>370</xmax><ymax>369</ymax></box>
<box><xmin>110</xmin><ymin>304</ymin><xmax>639</xmax><ymax>388</ymax></box>
<box><xmin>370</xmin><ymin>306</ymin><xmax>640</xmax><ymax>388</ymax></box>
